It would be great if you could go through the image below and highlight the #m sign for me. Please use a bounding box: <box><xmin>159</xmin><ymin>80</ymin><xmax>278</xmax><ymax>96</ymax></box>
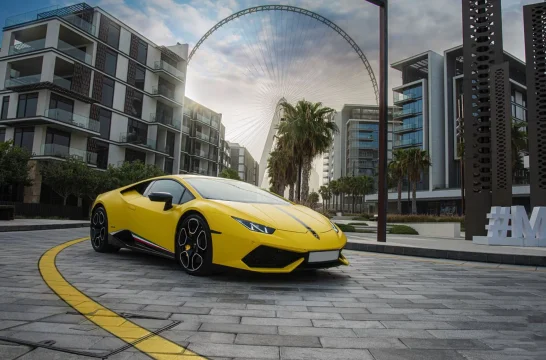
<box><xmin>473</xmin><ymin>206</ymin><xmax>546</xmax><ymax>247</ymax></box>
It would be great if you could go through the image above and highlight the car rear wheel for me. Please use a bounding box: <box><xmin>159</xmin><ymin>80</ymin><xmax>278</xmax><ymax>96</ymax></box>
<box><xmin>90</xmin><ymin>206</ymin><xmax>119</xmax><ymax>253</ymax></box>
<box><xmin>176</xmin><ymin>214</ymin><xmax>213</xmax><ymax>276</ymax></box>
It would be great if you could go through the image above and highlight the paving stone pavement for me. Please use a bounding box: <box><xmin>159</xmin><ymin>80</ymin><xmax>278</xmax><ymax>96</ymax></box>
<box><xmin>1</xmin><ymin>229</ymin><xmax>546</xmax><ymax>359</ymax></box>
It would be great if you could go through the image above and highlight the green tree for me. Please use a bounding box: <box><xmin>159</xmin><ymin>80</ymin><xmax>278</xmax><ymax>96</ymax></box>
<box><xmin>329</xmin><ymin>179</ymin><xmax>340</xmax><ymax>211</ymax></box>
<box><xmin>308</xmin><ymin>191</ymin><xmax>319</xmax><ymax>209</ymax></box>
<box><xmin>356</xmin><ymin>175</ymin><xmax>374</xmax><ymax>213</ymax></box>
<box><xmin>388</xmin><ymin>149</ymin><xmax>407</xmax><ymax>214</ymax></box>
<box><xmin>511</xmin><ymin>120</ymin><xmax>528</xmax><ymax>170</ymax></box>
<box><xmin>219</xmin><ymin>167</ymin><xmax>241</xmax><ymax>180</ymax></box>
<box><xmin>0</xmin><ymin>140</ymin><xmax>33</xmax><ymax>190</ymax></box>
<box><xmin>318</xmin><ymin>185</ymin><xmax>331</xmax><ymax>212</ymax></box>
<box><xmin>107</xmin><ymin>160</ymin><xmax>165</xmax><ymax>188</ymax></box>
<box><xmin>402</xmin><ymin>148</ymin><xmax>431</xmax><ymax>214</ymax></box>
<box><xmin>40</xmin><ymin>158</ymin><xmax>89</xmax><ymax>205</ymax></box>
<box><xmin>267</xmin><ymin>139</ymin><xmax>296</xmax><ymax>196</ymax></box>
<box><xmin>277</xmin><ymin>100</ymin><xmax>337</xmax><ymax>202</ymax></box>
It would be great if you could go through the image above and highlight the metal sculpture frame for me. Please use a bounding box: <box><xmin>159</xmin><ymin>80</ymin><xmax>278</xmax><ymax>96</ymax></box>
<box><xmin>187</xmin><ymin>4</ymin><xmax>379</xmax><ymax>104</ymax></box>
<box><xmin>524</xmin><ymin>3</ymin><xmax>546</xmax><ymax>207</ymax></box>
<box><xmin>462</xmin><ymin>0</ymin><xmax>505</xmax><ymax>239</ymax></box>
<box><xmin>490</xmin><ymin>62</ymin><xmax>512</xmax><ymax>207</ymax></box>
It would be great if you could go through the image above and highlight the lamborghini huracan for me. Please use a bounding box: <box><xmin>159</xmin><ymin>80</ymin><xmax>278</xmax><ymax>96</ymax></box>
<box><xmin>90</xmin><ymin>175</ymin><xmax>349</xmax><ymax>275</ymax></box>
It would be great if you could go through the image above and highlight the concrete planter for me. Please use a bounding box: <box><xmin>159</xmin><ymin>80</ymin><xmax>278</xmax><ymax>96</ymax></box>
<box><xmin>394</xmin><ymin>222</ymin><xmax>461</xmax><ymax>238</ymax></box>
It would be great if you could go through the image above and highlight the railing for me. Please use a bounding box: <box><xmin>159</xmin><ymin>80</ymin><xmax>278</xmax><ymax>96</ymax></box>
<box><xmin>349</xmin><ymin>134</ymin><xmax>375</xmax><ymax>141</ymax></box>
<box><xmin>394</xmin><ymin>92</ymin><xmax>421</xmax><ymax>103</ymax></box>
<box><xmin>393</xmin><ymin>108</ymin><xmax>421</xmax><ymax>119</ymax></box>
<box><xmin>211</xmin><ymin>119</ymin><xmax>220</xmax><ymax>129</ymax></box>
<box><xmin>181</xmin><ymin>125</ymin><xmax>190</xmax><ymax>134</ymax></box>
<box><xmin>393</xmin><ymin>123</ymin><xmax>420</xmax><ymax>133</ymax></box>
<box><xmin>195</xmin><ymin>132</ymin><xmax>210</xmax><ymax>142</ymax></box>
<box><xmin>5</xmin><ymin>4</ymin><xmax>95</xmax><ymax>35</ymax></box>
<box><xmin>192</xmin><ymin>167</ymin><xmax>211</xmax><ymax>175</ymax></box>
<box><xmin>57</xmin><ymin>39</ymin><xmax>92</xmax><ymax>64</ymax></box>
<box><xmin>45</xmin><ymin>108</ymin><xmax>100</xmax><ymax>132</ymax></box>
<box><xmin>8</xmin><ymin>39</ymin><xmax>46</xmax><ymax>55</ymax></box>
<box><xmin>152</xmin><ymin>86</ymin><xmax>176</xmax><ymax>100</ymax></box>
<box><xmin>154</xmin><ymin>60</ymin><xmax>185</xmax><ymax>81</ymax></box>
<box><xmin>119</xmin><ymin>132</ymin><xmax>157</xmax><ymax>150</ymax></box>
<box><xmin>53</xmin><ymin>75</ymin><xmax>72</xmax><ymax>90</ymax></box>
<box><xmin>4</xmin><ymin>74</ymin><xmax>41</xmax><ymax>88</ymax></box>
<box><xmin>39</xmin><ymin>143</ymin><xmax>97</xmax><ymax>165</ymax></box>
<box><xmin>150</xmin><ymin>113</ymin><xmax>181</xmax><ymax>130</ymax></box>
<box><xmin>63</xmin><ymin>14</ymin><xmax>95</xmax><ymax>36</ymax></box>
<box><xmin>394</xmin><ymin>138</ymin><xmax>421</xmax><ymax>148</ymax></box>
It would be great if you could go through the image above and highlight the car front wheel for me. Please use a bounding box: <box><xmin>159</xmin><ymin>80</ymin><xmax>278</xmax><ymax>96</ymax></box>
<box><xmin>176</xmin><ymin>214</ymin><xmax>213</xmax><ymax>276</ymax></box>
<box><xmin>90</xmin><ymin>206</ymin><xmax>119</xmax><ymax>253</ymax></box>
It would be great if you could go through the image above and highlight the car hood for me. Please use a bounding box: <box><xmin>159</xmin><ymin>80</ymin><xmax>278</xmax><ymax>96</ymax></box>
<box><xmin>212</xmin><ymin>201</ymin><xmax>332</xmax><ymax>233</ymax></box>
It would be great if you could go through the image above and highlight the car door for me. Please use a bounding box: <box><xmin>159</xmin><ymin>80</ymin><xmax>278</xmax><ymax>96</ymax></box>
<box><xmin>127</xmin><ymin>179</ymin><xmax>194</xmax><ymax>254</ymax></box>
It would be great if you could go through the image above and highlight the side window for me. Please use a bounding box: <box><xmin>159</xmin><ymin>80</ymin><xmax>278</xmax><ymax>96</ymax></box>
<box><xmin>148</xmin><ymin>180</ymin><xmax>185</xmax><ymax>204</ymax></box>
<box><xmin>180</xmin><ymin>188</ymin><xmax>195</xmax><ymax>204</ymax></box>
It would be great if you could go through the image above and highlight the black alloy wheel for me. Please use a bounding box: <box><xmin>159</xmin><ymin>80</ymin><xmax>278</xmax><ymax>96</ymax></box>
<box><xmin>90</xmin><ymin>207</ymin><xmax>119</xmax><ymax>253</ymax></box>
<box><xmin>176</xmin><ymin>214</ymin><xmax>213</xmax><ymax>275</ymax></box>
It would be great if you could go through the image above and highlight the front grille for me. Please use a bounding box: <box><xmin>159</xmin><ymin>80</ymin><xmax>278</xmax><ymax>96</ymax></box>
<box><xmin>242</xmin><ymin>246</ymin><xmax>304</xmax><ymax>268</ymax></box>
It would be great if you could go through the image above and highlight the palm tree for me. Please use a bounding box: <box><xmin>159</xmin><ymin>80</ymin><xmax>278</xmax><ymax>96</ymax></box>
<box><xmin>356</xmin><ymin>176</ymin><xmax>374</xmax><ymax>213</ymax></box>
<box><xmin>318</xmin><ymin>185</ymin><xmax>331</xmax><ymax>212</ymax></box>
<box><xmin>277</xmin><ymin>100</ymin><xmax>337</xmax><ymax>202</ymax></box>
<box><xmin>388</xmin><ymin>149</ymin><xmax>406</xmax><ymax>214</ymax></box>
<box><xmin>402</xmin><ymin>148</ymin><xmax>431</xmax><ymax>214</ymax></box>
<box><xmin>329</xmin><ymin>179</ymin><xmax>340</xmax><ymax>211</ymax></box>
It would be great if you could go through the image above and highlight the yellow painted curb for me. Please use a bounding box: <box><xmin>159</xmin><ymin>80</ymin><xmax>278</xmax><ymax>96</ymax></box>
<box><xmin>39</xmin><ymin>237</ymin><xmax>206</xmax><ymax>359</ymax></box>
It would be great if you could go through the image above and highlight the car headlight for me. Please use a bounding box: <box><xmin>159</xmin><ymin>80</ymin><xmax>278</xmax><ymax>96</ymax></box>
<box><xmin>330</xmin><ymin>220</ymin><xmax>339</xmax><ymax>233</ymax></box>
<box><xmin>232</xmin><ymin>217</ymin><xmax>276</xmax><ymax>234</ymax></box>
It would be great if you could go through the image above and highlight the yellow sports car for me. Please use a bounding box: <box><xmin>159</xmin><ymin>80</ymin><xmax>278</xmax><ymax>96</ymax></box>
<box><xmin>90</xmin><ymin>175</ymin><xmax>348</xmax><ymax>275</ymax></box>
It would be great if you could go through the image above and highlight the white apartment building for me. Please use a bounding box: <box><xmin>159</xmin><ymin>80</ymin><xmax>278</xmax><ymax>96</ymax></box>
<box><xmin>0</xmin><ymin>3</ymin><xmax>187</xmax><ymax>203</ymax></box>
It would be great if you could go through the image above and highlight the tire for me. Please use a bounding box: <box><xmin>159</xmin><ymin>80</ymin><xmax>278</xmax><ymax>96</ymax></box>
<box><xmin>90</xmin><ymin>206</ymin><xmax>120</xmax><ymax>253</ymax></box>
<box><xmin>175</xmin><ymin>213</ymin><xmax>213</xmax><ymax>276</ymax></box>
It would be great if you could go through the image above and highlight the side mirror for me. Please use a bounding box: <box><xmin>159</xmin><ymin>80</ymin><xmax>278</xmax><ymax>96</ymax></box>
<box><xmin>148</xmin><ymin>192</ymin><xmax>173</xmax><ymax>210</ymax></box>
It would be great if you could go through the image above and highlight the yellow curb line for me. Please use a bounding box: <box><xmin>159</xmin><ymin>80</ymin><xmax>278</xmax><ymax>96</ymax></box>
<box><xmin>39</xmin><ymin>237</ymin><xmax>206</xmax><ymax>359</ymax></box>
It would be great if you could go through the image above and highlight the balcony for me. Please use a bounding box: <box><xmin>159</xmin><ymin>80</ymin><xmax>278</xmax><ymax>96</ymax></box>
<box><xmin>394</xmin><ymin>138</ymin><xmax>421</xmax><ymax>148</ymax></box>
<box><xmin>119</xmin><ymin>132</ymin><xmax>157</xmax><ymax>151</ymax></box>
<box><xmin>394</xmin><ymin>123</ymin><xmax>421</xmax><ymax>134</ymax></box>
<box><xmin>8</xmin><ymin>39</ymin><xmax>46</xmax><ymax>56</ymax></box>
<box><xmin>195</xmin><ymin>131</ymin><xmax>210</xmax><ymax>142</ymax></box>
<box><xmin>53</xmin><ymin>75</ymin><xmax>71</xmax><ymax>90</ymax></box>
<box><xmin>393</xmin><ymin>108</ymin><xmax>421</xmax><ymax>119</ymax></box>
<box><xmin>181</xmin><ymin>125</ymin><xmax>190</xmax><ymax>134</ymax></box>
<box><xmin>57</xmin><ymin>40</ymin><xmax>91</xmax><ymax>64</ymax></box>
<box><xmin>393</xmin><ymin>92</ymin><xmax>421</xmax><ymax>105</ymax></box>
<box><xmin>45</xmin><ymin>108</ymin><xmax>100</xmax><ymax>133</ymax></box>
<box><xmin>5</xmin><ymin>74</ymin><xmax>41</xmax><ymax>88</ymax></box>
<box><xmin>152</xmin><ymin>85</ymin><xmax>182</xmax><ymax>107</ymax></box>
<box><xmin>5</xmin><ymin>4</ymin><xmax>96</xmax><ymax>36</ymax></box>
<box><xmin>153</xmin><ymin>60</ymin><xmax>185</xmax><ymax>82</ymax></box>
<box><xmin>150</xmin><ymin>113</ymin><xmax>181</xmax><ymax>130</ymax></box>
<box><xmin>192</xmin><ymin>167</ymin><xmax>212</xmax><ymax>175</ymax></box>
<box><xmin>37</xmin><ymin>143</ymin><xmax>97</xmax><ymax>165</ymax></box>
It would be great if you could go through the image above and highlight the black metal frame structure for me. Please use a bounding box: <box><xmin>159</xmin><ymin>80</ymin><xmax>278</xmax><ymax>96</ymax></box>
<box><xmin>524</xmin><ymin>2</ymin><xmax>546</xmax><ymax>208</ymax></box>
<box><xmin>187</xmin><ymin>4</ymin><xmax>379</xmax><ymax>104</ymax></box>
<box><xmin>462</xmin><ymin>0</ymin><xmax>505</xmax><ymax>239</ymax></box>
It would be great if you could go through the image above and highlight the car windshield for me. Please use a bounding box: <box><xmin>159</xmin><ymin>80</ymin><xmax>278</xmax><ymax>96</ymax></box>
<box><xmin>185</xmin><ymin>177</ymin><xmax>290</xmax><ymax>205</ymax></box>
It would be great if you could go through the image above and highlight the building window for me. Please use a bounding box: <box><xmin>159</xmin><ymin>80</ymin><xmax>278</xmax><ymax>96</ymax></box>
<box><xmin>17</xmin><ymin>93</ymin><xmax>38</xmax><ymax>118</ymax></box>
<box><xmin>106</xmin><ymin>22</ymin><xmax>120</xmax><ymax>48</ymax></box>
<box><xmin>104</xmin><ymin>49</ymin><xmax>117</xmax><ymax>76</ymax></box>
<box><xmin>134</xmin><ymin>65</ymin><xmax>145</xmax><ymax>90</ymax></box>
<box><xmin>125</xmin><ymin>148</ymin><xmax>146</xmax><ymax>163</ymax></box>
<box><xmin>127</xmin><ymin>118</ymin><xmax>148</xmax><ymax>140</ymax></box>
<box><xmin>137</xmin><ymin>40</ymin><xmax>147</xmax><ymax>64</ymax></box>
<box><xmin>126</xmin><ymin>91</ymin><xmax>143</xmax><ymax>118</ymax></box>
<box><xmin>1</xmin><ymin>96</ymin><xmax>9</xmax><ymax>120</ymax></box>
<box><xmin>101</xmin><ymin>77</ymin><xmax>115</xmax><ymax>107</ymax></box>
<box><xmin>98</xmin><ymin>108</ymin><xmax>112</xmax><ymax>140</ymax></box>
<box><xmin>88</xmin><ymin>139</ymin><xmax>109</xmax><ymax>170</ymax></box>
<box><xmin>166</xmin><ymin>131</ymin><xmax>175</xmax><ymax>156</ymax></box>
<box><xmin>49</xmin><ymin>93</ymin><xmax>74</xmax><ymax>114</ymax></box>
<box><xmin>14</xmin><ymin>127</ymin><xmax>34</xmax><ymax>152</ymax></box>
<box><xmin>46</xmin><ymin>127</ymin><xmax>70</xmax><ymax>147</ymax></box>
<box><xmin>164</xmin><ymin>158</ymin><xmax>173</xmax><ymax>174</ymax></box>
<box><xmin>0</xmin><ymin>128</ymin><xmax>5</xmax><ymax>142</ymax></box>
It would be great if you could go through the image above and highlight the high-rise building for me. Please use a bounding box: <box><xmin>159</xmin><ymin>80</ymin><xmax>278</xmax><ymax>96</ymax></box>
<box><xmin>219</xmin><ymin>123</ymin><xmax>231</xmax><ymax>174</ymax></box>
<box><xmin>0</xmin><ymin>3</ymin><xmax>187</xmax><ymax>203</ymax></box>
<box><xmin>228</xmin><ymin>142</ymin><xmax>259</xmax><ymax>185</ymax></box>
<box><xmin>180</xmin><ymin>97</ymin><xmax>222</xmax><ymax>177</ymax></box>
<box><xmin>328</xmin><ymin>105</ymin><xmax>396</xmax><ymax>186</ymax></box>
<box><xmin>366</xmin><ymin>46</ymin><xmax>529</xmax><ymax>215</ymax></box>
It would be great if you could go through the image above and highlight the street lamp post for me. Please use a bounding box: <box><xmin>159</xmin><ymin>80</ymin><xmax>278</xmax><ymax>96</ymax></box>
<box><xmin>365</xmin><ymin>0</ymin><xmax>388</xmax><ymax>242</ymax></box>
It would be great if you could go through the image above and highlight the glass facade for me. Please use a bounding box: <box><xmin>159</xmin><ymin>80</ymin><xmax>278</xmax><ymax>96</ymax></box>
<box><xmin>394</xmin><ymin>85</ymin><xmax>424</xmax><ymax>149</ymax></box>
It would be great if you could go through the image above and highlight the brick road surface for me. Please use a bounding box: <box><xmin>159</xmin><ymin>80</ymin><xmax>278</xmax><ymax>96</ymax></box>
<box><xmin>0</xmin><ymin>228</ymin><xmax>546</xmax><ymax>359</ymax></box>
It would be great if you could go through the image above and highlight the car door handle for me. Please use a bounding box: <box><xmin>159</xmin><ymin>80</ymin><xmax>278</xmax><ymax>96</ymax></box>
<box><xmin>128</xmin><ymin>205</ymin><xmax>136</xmax><ymax>210</ymax></box>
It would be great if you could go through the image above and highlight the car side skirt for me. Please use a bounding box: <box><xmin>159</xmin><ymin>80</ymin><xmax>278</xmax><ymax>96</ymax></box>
<box><xmin>109</xmin><ymin>230</ymin><xmax>175</xmax><ymax>260</ymax></box>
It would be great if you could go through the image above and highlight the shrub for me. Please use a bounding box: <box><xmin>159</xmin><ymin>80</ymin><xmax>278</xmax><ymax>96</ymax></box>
<box><xmin>335</xmin><ymin>223</ymin><xmax>356</xmax><ymax>232</ymax></box>
<box><xmin>353</xmin><ymin>214</ymin><xmax>372</xmax><ymax>221</ymax></box>
<box><xmin>389</xmin><ymin>224</ymin><xmax>418</xmax><ymax>235</ymax></box>
<box><xmin>386</xmin><ymin>214</ymin><xmax>464</xmax><ymax>224</ymax></box>
<box><xmin>348</xmin><ymin>222</ymin><xmax>368</xmax><ymax>226</ymax></box>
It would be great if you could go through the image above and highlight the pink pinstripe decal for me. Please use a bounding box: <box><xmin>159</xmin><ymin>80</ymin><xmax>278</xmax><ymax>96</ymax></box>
<box><xmin>132</xmin><ymin>233</ymin><xmax>172</xmax><ymax>253</ymax></box>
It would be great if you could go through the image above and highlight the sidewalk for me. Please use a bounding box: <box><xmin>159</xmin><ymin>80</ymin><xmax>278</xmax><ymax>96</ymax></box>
<box><xmin>345</xmin><ymin>232</ymin><xmax>546</xmax><ymax>266</ymax></box>
<box><xmin>0</xmin><ymin>219</ymin><xmax>88</xmax><ymax>232</ymax></box>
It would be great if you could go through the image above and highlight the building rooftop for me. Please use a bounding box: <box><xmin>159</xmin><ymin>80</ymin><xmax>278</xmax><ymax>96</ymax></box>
<box><xmin>391</xmin><ymin>51</ymin><xmax>438</xmax><ymax>73</ymax></box>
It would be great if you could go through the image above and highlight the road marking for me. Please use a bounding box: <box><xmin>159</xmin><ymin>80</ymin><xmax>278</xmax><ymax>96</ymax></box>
<box><xmin>39</xmin><ymin>237</ymin><xmax>206</xmax><ymax>359</ymax></box>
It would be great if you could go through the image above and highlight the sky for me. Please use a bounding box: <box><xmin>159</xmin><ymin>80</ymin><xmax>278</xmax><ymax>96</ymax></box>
<box><xmin>0</xmin><ymin>0</ymin><xmax>537</xmax><ymax>159</ymax></box>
